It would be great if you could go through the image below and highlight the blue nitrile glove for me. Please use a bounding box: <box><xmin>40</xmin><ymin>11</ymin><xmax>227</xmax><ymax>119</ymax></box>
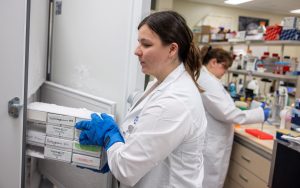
<box><xmin>260</xmin><ymin>102</ymin><xmax>270</xmax><ymax>121</ymax></box>
<box><xmin>75</xmin><ymin>113</ymin><xmax>106</xmax><ymax>146</ymax></box>
<box><xmin>76</xmin><ymin>163</ymin><xmax>110</xmax><ymax>174</ymax></box>
<box><xmin>263</xmin><ymin>108</ymin><xmax>271</xmax><ymax>122</ymax></box>
<box><xmin>100</xmin><ymin>113</ymin><xmax>125</xmax><ymax>150</ymax></box>
<box><xmin>75</xmin><ymin>113</ymin><xmax>124</xmax><ymax>150</ymax></box>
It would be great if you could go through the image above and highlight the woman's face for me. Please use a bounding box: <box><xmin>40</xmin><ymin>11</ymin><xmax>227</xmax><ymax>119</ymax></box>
<box><xmin>134</xmin><ymin>25</ymin><xmax>173</xmax><ymax>79</ymax></box>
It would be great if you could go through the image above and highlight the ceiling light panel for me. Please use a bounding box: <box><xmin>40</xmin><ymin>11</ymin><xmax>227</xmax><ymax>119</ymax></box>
<box><xmin>225</xmin><ymin>0</ymin><xmax>253</xmax><ymax>5</ymax></box>
<box><xmin>290</xmin><ymin>9</ymin><xmax>300</xmax><ymax>14</ymax></box>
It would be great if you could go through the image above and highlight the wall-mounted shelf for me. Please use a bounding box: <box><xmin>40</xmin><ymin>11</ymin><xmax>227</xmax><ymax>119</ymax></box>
<box><xmin>204</xmin><ymin>40</ymin><xmax>300</xmax><ymax>98</ymax></box>
<box><xmin>227</xmin><ymin>69</ymin><xmax>300</xmax><ymax>98</ymax></box>
<box><xmin>228</xmin><ymin>69</ymin><xmax>298</xmax><ymax>83</ymax></box>
<box><xmin>203</xmin><ymin>40</ymin><xmax>300</xmax><ymax>47</ymax></box>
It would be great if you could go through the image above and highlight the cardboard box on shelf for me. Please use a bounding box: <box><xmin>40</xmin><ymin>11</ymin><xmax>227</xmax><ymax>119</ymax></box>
<box><xmin>193</xmin><ymin>25</ymin><xmax>211</xmax><ymax>34</ymax></box>
<box><xmin>193</xmin><ymin>33</ymin><xmax>211</xmax><ymax>44</ymax></box>
<box><xmin>282</xmin><ymin>17</ymin><xmax>298</xmax><ymax>30</ymax></box>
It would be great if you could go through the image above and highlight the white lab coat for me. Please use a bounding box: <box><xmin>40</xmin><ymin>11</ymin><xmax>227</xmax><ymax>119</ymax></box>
<box><xmin>198</xmin><ymin>67</ymin><xmax>264</xmax><ymax>188</ymax></box>
<box><xmin>107</xmin><ymin>64</ymin><xmax>207</xmax><ymax>188</ymax></box>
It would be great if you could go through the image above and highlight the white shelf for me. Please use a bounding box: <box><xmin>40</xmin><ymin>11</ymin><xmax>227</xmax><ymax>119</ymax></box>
<box><xmin>208</xmin><ymin>40</ymin><xmax>300</xmax><ymax>98</ymax></box>
<box><xmin>203</xmin><ymin>40</ymin><xmax>300</xmax><ymax>46</ymax></box>
<box><xmin>228</xmin><ymin>69</ymin><xmax>299</xmax><ymax>83</ymax></box>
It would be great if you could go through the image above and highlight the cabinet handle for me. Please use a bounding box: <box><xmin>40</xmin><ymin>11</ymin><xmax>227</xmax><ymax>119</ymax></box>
<box><xmin>239</xmin><ymin>174</ymin><xmax>248</xmax><ymax>182</ymax></box>
<box><xmin>241</xmin><ymin>155</ymin><xmax>251</xmax><ymax>163</ymax></box>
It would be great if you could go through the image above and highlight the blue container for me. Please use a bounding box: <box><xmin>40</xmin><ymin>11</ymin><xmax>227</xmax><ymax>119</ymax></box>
<box><xmin>295</xmin><ymin>98</ymin><xmax>300</xmax><ymax>110</ymax></box>
<box><xmin>280</xmin><ymin>29</ymin><xmax>300</xmax><ymax>40</ymax></box>
<box><xmin>291</xmin><ymin>108</ymin><xmax>300</xmax><ymax>125</ymax></box>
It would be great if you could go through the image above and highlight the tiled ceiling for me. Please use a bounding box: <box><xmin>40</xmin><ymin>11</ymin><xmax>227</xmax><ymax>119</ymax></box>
<box><xmin>181</xmin><ymin>0</ymin><xmax>300</xmax><ymax>16</ymax></box>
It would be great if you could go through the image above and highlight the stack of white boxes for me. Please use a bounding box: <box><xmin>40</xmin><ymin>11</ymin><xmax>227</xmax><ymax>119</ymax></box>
<box><xmin>26</xmin><ymin>102</ymin><xmax>107</xmax><ymax>170</ymax></box>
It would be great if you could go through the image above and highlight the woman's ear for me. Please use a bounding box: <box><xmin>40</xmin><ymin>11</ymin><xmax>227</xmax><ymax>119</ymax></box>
<box><xmin>168</xmin><ymin>43</ymin><xmax>178</xmax><ymax>57</ymax></box>
<box><xmin>209</xmin><ymin>58</ymin><xmax>218</xmax><ymax>67</ymax></box>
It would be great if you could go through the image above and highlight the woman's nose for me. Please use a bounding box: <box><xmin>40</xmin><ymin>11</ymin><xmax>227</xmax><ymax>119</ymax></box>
<box><xmin>134</xmin><ymin>46</ymin><xmax>142</xmax><ymax>56</ymax></box>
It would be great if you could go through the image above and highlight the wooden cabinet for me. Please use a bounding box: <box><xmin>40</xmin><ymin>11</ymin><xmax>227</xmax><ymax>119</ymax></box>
<box><xmin>224</xmin><ymin>142</ymin><xmax>271</xmax><ymax>188</ymax></box>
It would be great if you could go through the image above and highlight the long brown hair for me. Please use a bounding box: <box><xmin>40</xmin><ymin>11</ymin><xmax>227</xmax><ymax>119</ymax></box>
<box><xmin>138</xmin><ymin>11</ymin><xmax>202</xmax><ymax>92</ymax></box>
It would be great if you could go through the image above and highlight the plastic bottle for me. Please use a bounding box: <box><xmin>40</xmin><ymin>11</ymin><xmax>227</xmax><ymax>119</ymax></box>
<box><xmin>257</xmin><ymin>21</ymin><xmax>267</xmax><ymax>34</ymax></box>
<box><xmin>217</xmin><ymin>27</ymin><xmax>226</xmax><ymax>41</ymax></box>
<box><xmin>237</xmin><ymin>79</ymin><xmax>243</xmax><ymax>95</ymax></box>
<box><xmin>244</xmin><ymin>50</ymin><xmax>256</xmax><ymax>71</ymax></box>
<box><xmin>228</xmin><ymin>82</ymin><xmax>237</xmax><ymax>98</ymax></box>
<box><xmin>280</xmin><ymin>106</ymin><xmax>292</xmax><ymax>129</ymax></box>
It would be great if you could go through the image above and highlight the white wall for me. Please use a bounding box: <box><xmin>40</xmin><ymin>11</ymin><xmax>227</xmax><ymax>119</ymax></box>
<box><xmin>173</xmin><ymin>0</ymin><xmax>288</xmax><ymax>30</ymax></box>
<box><xmin>28</xmin><ymin>0</ymin><xmax>48</xmax><ymax>97</ymax></box>
<box><xmin>155</xmin><ymin>0</ymin><xmax>174</xmax><ymax>10</ymax></box>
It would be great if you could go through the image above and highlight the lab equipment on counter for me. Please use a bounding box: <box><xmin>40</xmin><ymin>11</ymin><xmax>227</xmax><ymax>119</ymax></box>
<box><xmin>27</xmin><ymin>102</ymin><xmax>108</xmax><ymax>170</ymax></box>
<box><xmin>291</xmin><ymin>107</ymin><xmax>300</xmax><ymax>132</ymax></box>
<box><xmin>228</xmin><ymin>82</ymin><xmax>237</xmax><ymax>98</ymax></box>
<box><xmin>245</xmin><ymin>128</ymin><xmax>273</xmax><ymax>140</ymax></box>
<box><xmin>270</xmin><ymin>87</ymin><xmax>288</xmax><ymax>125</ymax></box>
<box><xmin>276</xmin><ymin>129</ymin><xmax>300</xmax><ymax>143</ymax></box>
<box><xmin>280</xmin><ymin>106</ymin><xmax>292</xmax><ymax>129</ymax></box>
<box><xmin>243</xmin><ymin>101</ymin><xmax>273</xmax><ymax>140</ymax></box>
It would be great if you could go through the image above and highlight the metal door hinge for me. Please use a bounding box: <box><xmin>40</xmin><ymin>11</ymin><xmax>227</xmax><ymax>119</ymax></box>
<box><xmin>8</xmin><ymin>97</ymin><xmax>23</xmax><ymax>118</ymax></box>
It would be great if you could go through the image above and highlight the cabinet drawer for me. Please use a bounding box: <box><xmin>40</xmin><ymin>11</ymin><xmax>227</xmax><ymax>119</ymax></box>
<box><xmin>228</xmin><ymin>160</ymin><xmax>268</xmax><ymax>188</ymax></box>
<box><xmin>231</xmin><ymin>142</ymin><xmax>270</xmax><ymax>182</ymax></box>
<box><xmin>224</xmin><ymin>177</ymin><xmax>243</xmax><ymax>188</ymax></box>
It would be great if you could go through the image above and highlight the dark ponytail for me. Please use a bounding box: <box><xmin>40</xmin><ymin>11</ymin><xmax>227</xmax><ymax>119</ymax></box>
<box><xmin>184</xmin><ymin>41</ymin><xmax>203</xmax><ymax>92</ymax></box>
<box><xmin>138</xmin><ymin>11</ymin><xmax>203</xmax><ymax>92</ymax></box>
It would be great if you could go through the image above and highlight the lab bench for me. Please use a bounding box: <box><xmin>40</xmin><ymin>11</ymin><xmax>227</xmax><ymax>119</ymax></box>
<box><xmin>224</xmin><ymin>123</ymin><xmax>276</xmax><ymax>188</ymax></box>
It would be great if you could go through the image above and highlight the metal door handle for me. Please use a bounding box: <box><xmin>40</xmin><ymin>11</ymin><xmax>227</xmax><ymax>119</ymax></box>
<box><xmin>8</xmin><ymin>97</ymin><xmax>23</xmax><ymax>118</ymax></box>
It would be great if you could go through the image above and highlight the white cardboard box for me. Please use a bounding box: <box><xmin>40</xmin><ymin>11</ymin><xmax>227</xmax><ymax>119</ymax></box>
<box><xmin>46</xmin><ymin>123</ymin><xmax>74</xmax><ymax>140</ymax></box>
<box><xmin>72</xmin><ymin>153</ymin><xmax>101</xmax><ymax>170</ymax></box>
<box><xmin>26</xmin><ymin>130</ymin><xmax>46</xmax><ymax>145</ymax></box>
<box><xmin>72</xmin><ymin>141</ymin><xmax>102</xmax><ymax>158</ymax></box>
<box><xmin>45</xmin><ymin>136</ymin><xmax>73</xmax><ymax>151</ymax></box>
<box><xmin>44</xmin><ymin>146</ymin><xmax>72</xmax><ymax>163</ymax></box>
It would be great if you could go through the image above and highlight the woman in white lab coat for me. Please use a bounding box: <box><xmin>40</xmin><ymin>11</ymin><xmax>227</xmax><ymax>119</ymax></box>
<box><xmin>198</xmin><ymin>46</ymin><xmax>265</xmax><ymax>188</ymax></box>
<box><xmin>75</xmin><ymin>11</ymin><xmax>207</xmax><ymax>188</ymax></box>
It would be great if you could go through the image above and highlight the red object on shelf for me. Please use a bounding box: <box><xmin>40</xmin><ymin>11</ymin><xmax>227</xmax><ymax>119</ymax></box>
<box><xmin>245</xmin><ymin>128</ymin><xmax>274</xmax><ymax>140</ymax></box>
<box><xmin>264</xmin><ymin>25</ymin><xmax>282</xmax><ymax>40</ymax></box>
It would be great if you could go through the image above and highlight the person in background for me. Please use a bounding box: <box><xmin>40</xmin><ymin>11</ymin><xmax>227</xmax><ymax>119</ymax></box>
<box><xmin>198</xmin><ymin>46</ymin><xmax>269</xmax><ymax>188</ymax></box>
<box><xmin>75</xmin><ymin>11</ymin><xmax>207</xmax><ymax>188</ymax></box>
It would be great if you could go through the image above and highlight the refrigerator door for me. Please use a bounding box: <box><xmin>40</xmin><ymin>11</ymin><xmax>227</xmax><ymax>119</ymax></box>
<box><xmin>0</xmin><ymin>1</ymin><xmax>28</xmax><ymax>187</ymax></box>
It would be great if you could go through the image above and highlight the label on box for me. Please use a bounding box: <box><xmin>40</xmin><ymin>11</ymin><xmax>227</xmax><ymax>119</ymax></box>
<box><xmin>72</xmin><ymin>153</ymin><xmax>100</xmax><ymax>169</ymax></box>
<box><xmin>47</xmin><ymin>113</ymin><xmax>75</xmax><ymax>126</ymax></box>
<box><xmin>44</xmin><ymin>146</ymin><xmax>72</xmax><ymax>162</ymax></box>
<box><xmin>26</xmin><ymin>130</ymin><xmax>46</xmax><ymax>144</ymax></box>
<box><xmin>46</xmin><ymin>136</ymin><xmax>73</xmax><ymax>150</ymax></box>
<box><xmin>46</xmin><ymin>124</ymin><xmax>74</xmax><ymax>139</ymax></box>
<box><xmin>73</xmin><ymin>141</ymin><xmax>102</xmax><ymax>157</ymax></box>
